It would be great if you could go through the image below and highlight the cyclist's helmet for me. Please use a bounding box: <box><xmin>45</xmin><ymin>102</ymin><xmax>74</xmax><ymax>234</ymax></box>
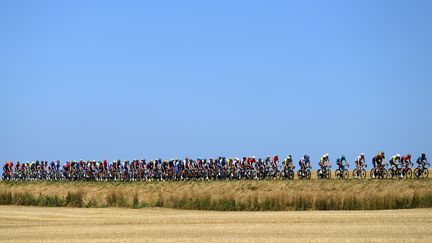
<box><xmin>407</xmin><ymin>154</ymin><xmax>411</xmax><ymax>158</ymax></box>
<box><xmin>422</xmin><ymin>153</ymin><xmax>426</xmax><ymax>158</ymax></box>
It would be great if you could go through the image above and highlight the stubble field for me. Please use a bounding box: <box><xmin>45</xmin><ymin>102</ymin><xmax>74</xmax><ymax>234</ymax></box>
<box><xmin>0</xmin><ymin>206</ymin><xmax>431</xmax><ymax>242</ymax></box>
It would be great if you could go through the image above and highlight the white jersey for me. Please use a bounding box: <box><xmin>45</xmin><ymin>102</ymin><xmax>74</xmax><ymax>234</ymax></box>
<box><xmin>355</xmin><ymin>156</ymin><xmax>365</xmax><ymax>164</ymax></box>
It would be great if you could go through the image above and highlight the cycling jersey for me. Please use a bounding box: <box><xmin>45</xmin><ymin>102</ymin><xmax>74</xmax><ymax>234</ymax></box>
<box><xmin>390</xmin><ymin>155</ymin><xmax>400</xmax><ymax>165</ymax></box>
<box><xmin>372</xmin><ymin>154</ymin><xmax>384</xmax><ymax>167</ymax></box>
<box><xmin>417</xmin><ymin>156</ymin><xmax>427</xmax><ymax>164</ymax></box>
<box><xmin>355</xmin><ymin>156</ymin><xmax>365</xmax><ymax>164</ymax></box>
<box><xmin>336</xmin><ymin>156</ymin><xmax>346</xmax><ymax>164</ymax></box>
<box><xmin>319</xmin><ymin>157</ymin><xmax>329</xmax><ymax>167</ymax></box>
<box><xmin>299</xmin><ymin>156</ymin><xmax>310</xmax><ymax>167</ymax></box>
<box><xmin>3</xmin><ymin>162</ymin><xmax>9</xmax><ymax>171</ymax></box>
<box><xmin>401</xmin><ymin>155</ymin><xmax>411</xmax><ymax>164</ymax></box>
<box><xmin>284</xmin><ymin>158</ymin><xmax>292</xmax><ymax>166</ymax></box>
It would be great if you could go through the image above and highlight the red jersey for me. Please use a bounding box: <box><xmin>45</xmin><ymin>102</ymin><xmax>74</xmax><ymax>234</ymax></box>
<box><xmin>401</xmin><ymin>155</ymin><xmax>411</xmax><ymax>162</ymax></box>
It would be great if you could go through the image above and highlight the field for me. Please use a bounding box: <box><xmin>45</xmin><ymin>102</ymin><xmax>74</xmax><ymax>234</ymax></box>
<box><xmin>1</xmin><ymin>179</ymin><xmax>432</xmax><ymax>210</ymax></box>
<box><xmin>0</xmin><ymin>206</ymin><xmax>431</xmax><ymax>242</ymax></box>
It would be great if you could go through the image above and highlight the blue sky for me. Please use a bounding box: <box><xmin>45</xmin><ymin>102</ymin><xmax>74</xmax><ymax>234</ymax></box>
<box><xmin>1</xmin><ymin>0</ymin><xmax>431</xmax><ymax>167</ymax></box>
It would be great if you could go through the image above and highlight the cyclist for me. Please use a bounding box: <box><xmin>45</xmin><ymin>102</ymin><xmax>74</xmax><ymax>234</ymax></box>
<box><xmin>355</xmin><ymin>153</ymin><xmax>366</xmax><ymax>168</ymax></box>
<box><xmin>264</xmin><ymin>156</ymin><xmax>271</xmax><ymax>169</ymax></box>
<box><xmin>284</xmin><ymin>155</ymin><xmax>294</xmax><ymax>170</ymax></box>
<box><xmin>272</xmin><ymin>155</ymin><xmax>279</xmax><ymax>170</ymax></box>
<box><xmin>15</xmin><ymin>161</ymin><xmax>21</xmax><ymax>172</ymax></box>
<box><xmin>319</xmin><ymin>154</ymin><xmax>330</xmax><ymax>176</ymax></box>
<box><xmin>55</xmin><ymin>160</ymin><xmax>61</xmax><ymax>172</ymax></box>
<box><xmin>417</xmin><ymin>153</ymin><xmax>427</xmax><ymax>165</ymax></box>
<box><xmin>389</xmin><ymin>154</ymin><xmax>401</xmax><ymax>171</ymax></box>
<box><xmin>401</xmin><ymin>154</ymin><xmax>412</xmax><ymax>168</ymax></box>
<box><xmin>416</xmin><ymin>153</ymin><xmax>428</xmax><ymax>174</ymax></box>
<box><xmin>299</xmin><ymin>155</ymin><xmax>310</xmax><ymax>177</ymax></box>
<box><xmin>372</xmin><ymin>152</ymin><xmax>385</xmax><ymax>169</ymax></box>
<box><xmin>336</xmin><ymin>155</ymin><xmax>348</xmax><ymax>171</ymax></box>
<box><xmin>30</xmin><ymin>161</ymin><xmax>35</xmax><ymax>174</ymax></box>
<box><xmin>49</xmin><ymin>160</ymin><xmax>54</xmax><ymax>169</ymax></box>
<box><xmin>3</xmin><ymin>161</ymin><xmax>11</xmax><ymax>175</ymax></box>
<box><xmin>8</xmin><ymin>161</ymin><xmax>14</xmax><ymax>173</ymax></box>
<box><xmin>353</xmin><ymin>153</ymin><xmax>366</xmax><ymax>177</ymax></box>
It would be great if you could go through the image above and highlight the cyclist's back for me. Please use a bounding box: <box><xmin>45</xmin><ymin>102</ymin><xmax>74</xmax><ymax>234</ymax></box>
<box><xmin>390</xmin><ymin>154</ymin><xmax>400</xmax><ymax>169</ymax></box>
<box><xmin>401</xmin><ymin>154</ymin><xmax>411</xmax><ymax>167</ymax></box>
<box><xmin>284</xmin><ymin>155</ymin><xmax>293</xmax><ymax>170</ymax></box>
<box><xmin>356</xmin><ymin>153</ymin><xmax>366</xmax><ymax>167</ymax></box>
<box><xmin>417</xmin><ymin>153</ymin><xmax>428</xmax><ymax>167</ymax></box>
<box><xmin>372</xmin><ymin>152</ymin><xmax>385</xmax><ymax>168</ymax></box>
<box><xmin>336</xmin><ymin>155</ymin><xmax>347</xmax><ymax>169</ymax></box>
<box><xmin>319</xmin><ymin>154</ymin><xmax>330</xmax><ymax>168</ymax></box>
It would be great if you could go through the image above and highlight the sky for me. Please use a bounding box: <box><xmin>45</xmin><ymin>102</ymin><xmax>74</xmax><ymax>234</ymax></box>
<box><xmin>1</xmin><ymin>0</ymin><xmax>431</xmax><ymax>168</ymax></box>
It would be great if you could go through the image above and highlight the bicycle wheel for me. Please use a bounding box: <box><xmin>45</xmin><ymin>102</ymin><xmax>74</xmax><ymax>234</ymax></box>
<box><xmin>388</xmin><ymin>169</ymin><xmax>394</xmax><ymax>179</ymax></box>
<box><xmin>360</xmin><ymin>169</ymin><xmax>366</xmax><ymax>179</ymax></box>
<box><xmin>352</xmin><ymin>169</ymin><xmax>357</xmax><ymax>178</ymax></box>
<box><xmin>335</xmin><ymin>169</ymin><xmax>341</xmax><ymax>179</ymax></box>
<box><xmin>280</xmin><ymin>171</ymin><xmax>286</xmax><ymax>180</ymax></box>
<box><xmin>288</xmin><ymin>170</ymin><xmax>294</xmax><ymax>180</ymax></box>
<box><xmin>423</xmin><ymin>169</ymin><xmax>429</xmax><ymax>178</ymax></box>
<box><xmin>381</xmin><ymin>169</ymin><xmax>388</xmax><ymax>179</ymax></box>
<box><xmin>306</xmin><ymin>170</ymin><xmax>311</xmax><ymax>180</ymax></box>
<box><xmin>397</xmin><ymin>169</ymin><xmax>404</xmax><ymax>179</ymax></box>
<box><xmin>275</xmin><ymin>171</ymin><xmax>281</xmax><ymax>180</ymax></box>
<box><xmin>326</xmin><ymin>169</ymin><xmax>331</xmax><ymax>179</ymax></box>
<box><xmin>405</xmin><ymin>168</ymin><xmax>412</xmax><ymax>179</ymax></box>
<box><xmin>342</xmin><ymin>169</ymin><xmax>349</xmax><ymax>179</ymax></box>
<box><xmin>297</xmin><ymin>170</ymin><xmax>300</xmax><ymax>179</ymax></box>
<box><xmin>414</xmin><ymin>168</ymin><xmax>421</xmax><ymax>179</ymax></box>
<box><xmin>370</xmin><ymin>169</ymin><xmax>376</xmax><ymax>179</ymax></box>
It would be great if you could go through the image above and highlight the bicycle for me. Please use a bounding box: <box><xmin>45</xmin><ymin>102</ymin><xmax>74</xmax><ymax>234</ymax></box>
<box><xmin>352</xmin><ymin>163</ymin><xmax>367</xmax><ymax>179</ymax></box>
<box><xmin>335</xmin><ymin>162</ymin><xmax>349</xmax><ymax>179</ymax></box>
<box><xmin>370</xmin><ymin>162</ymin><xmax>388</xmax><ymax>179</ymax></box>
<box><xmin>414</xmin><ymin>162</ymin><xmax>429</xmax><ymax>179</ymax></box>
<box><xmin>281</xmin><ymin>166</ymin><xmax>295</xmax><ymax>180</ymax></box>
<box><xmin>317</xmin><ymin>165</ymin><xmax>331</xmax><ymax>179</ymax></box>
<box><xmin>297</xmin><ymin>166</ymin><xmax>312</xmax><ymax>180</ymax></box>
<box><xmin>388</xmin><ymin>163</ymin><xmax>403</xmax><ymax>179</ymax></box>
<box><xmin>400</xmin><ymin>163</ymin><xmax>413</xmax><ymax>179</ymax></box>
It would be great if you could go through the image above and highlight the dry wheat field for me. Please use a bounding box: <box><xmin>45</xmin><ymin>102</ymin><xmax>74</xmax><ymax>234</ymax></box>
<box><xmin>1</xmin><ymin>180</ymin><xmax>432</xmax><ymax>242</ymax></box>
<box><xmin>1</xmin><ymin>179</ymin><xmax>432</xmax><ymax>210</ymax></box>
<box><xmin>0</xmin><ymin>206</ymin><xmax>431</xmax><ymax>242</ymax></box>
